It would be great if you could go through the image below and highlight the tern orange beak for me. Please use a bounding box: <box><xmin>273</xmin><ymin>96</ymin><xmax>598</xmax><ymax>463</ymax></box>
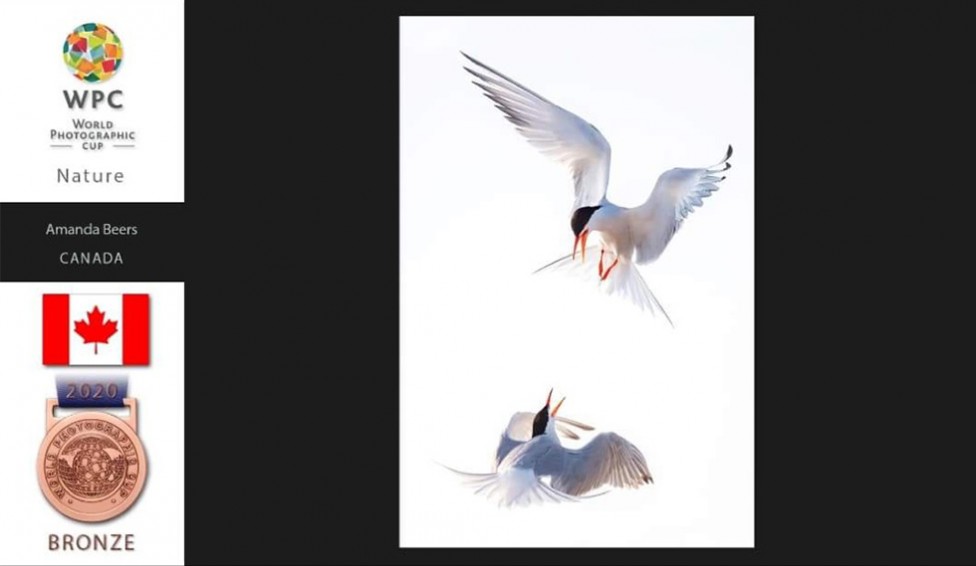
<box><xmin>573</xmin><ymin>229</ymin><xmax>590</xmax><ymax>262</ymax></box>
<box><xmin>545</xmin><ymin>388</ymin><xmax>553</xmax><ymax>406</ymax></box>
<box><xmin>551</xmin><ymin>396</ymin><xmax>566</xmax><ymax>417</ymax></box>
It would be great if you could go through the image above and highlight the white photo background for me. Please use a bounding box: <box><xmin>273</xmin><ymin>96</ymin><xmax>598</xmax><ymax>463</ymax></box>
<box><xmin>401</xmin><ymin>16</ymin><xmax>755</xmax><ymax>547</ymax></box>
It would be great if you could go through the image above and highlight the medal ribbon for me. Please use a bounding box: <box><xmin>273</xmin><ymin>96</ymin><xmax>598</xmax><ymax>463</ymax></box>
<box><xmin>56</xmin><ymin>375</ymin><xmax>128</xmax><ymax>407</ymax></box>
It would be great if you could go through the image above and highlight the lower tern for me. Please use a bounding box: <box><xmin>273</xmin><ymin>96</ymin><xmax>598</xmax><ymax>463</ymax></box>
<box><xmin>445</xmin><ymin>389</ymin><xmax>653</xmax><ymax>507</ymax></box>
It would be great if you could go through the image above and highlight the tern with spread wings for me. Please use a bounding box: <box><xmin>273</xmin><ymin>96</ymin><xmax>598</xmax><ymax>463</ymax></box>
<box><xmin>462</xmin><ymin>52</ymin><xmax>732</xmax><ymax>324</ymax></box>
<box><xmin>444</xmin><ymin>389</ymin><xmax>653</xmax><ymax>507</ymax></box>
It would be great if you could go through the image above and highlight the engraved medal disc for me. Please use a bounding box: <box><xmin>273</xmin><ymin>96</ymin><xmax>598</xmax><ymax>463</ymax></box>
<box><xmin>37</xmin><ymin>401</ymin><xmax>147</xmax><ymax>522</ymax></box>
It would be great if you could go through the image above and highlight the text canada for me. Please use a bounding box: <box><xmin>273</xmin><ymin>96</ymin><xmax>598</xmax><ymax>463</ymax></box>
<box><xmin>60</xmin><ymin>251</ymin><xmax>124</xmax><ymax>265</ymax></box>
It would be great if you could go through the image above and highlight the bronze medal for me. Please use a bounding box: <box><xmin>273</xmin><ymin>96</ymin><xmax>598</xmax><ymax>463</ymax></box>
<box><xmin>37</xmin><ymin>398</ymin><xmax>147</xmax><ymax>522</ymax></box>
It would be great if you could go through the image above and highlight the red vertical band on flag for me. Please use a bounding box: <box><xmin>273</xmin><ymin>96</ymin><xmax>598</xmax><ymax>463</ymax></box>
<box><xmin>122</xmin><ymin>294</ymin><xmax>150</xmax><ymax>365</ymax></box>
<box><xmin>43</xmin><ymin>294</ymin><xmax>70</xmax><ymax>365</ymax></box>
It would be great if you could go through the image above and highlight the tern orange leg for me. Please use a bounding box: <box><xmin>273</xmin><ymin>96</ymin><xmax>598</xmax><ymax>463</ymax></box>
<box><xmin>600</xmin><ymin>257</ymin><xmax>620</xmax><ymax>281</ymax></box>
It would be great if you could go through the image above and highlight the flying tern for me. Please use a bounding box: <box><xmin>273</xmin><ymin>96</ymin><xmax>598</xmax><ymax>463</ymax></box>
<box><xmin>444</xmin><ymin>389</ymin><xmax>653</xmax><ymax>507</ymax></box>
<box><xmin>462</xmin><ymin>52</ymin><xmax>732</xmax><ymax>323</ymax></box>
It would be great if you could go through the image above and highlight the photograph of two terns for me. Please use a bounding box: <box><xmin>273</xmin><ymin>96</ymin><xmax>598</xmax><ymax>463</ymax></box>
<box><xmin>400</xmin><ymin>16</ymin><xmax>754</xmax><ymax>548</ymax></box>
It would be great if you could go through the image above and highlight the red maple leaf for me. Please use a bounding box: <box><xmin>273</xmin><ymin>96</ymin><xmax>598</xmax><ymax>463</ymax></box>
<box><xmin>73</xmin><ymin>306</ymin><xmax>118</xmax><ymax>355</ymax></box>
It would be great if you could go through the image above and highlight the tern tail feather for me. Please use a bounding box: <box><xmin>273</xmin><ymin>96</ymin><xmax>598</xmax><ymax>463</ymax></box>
<box><xmin>532</xmin><ymin>248</ymin><xmax>674</xmax><ymax>326</ymax></box>
<box><xmin>438</xmin><ymin>462</ymin><xmax>580</xmax><ymax>507</ymax></box>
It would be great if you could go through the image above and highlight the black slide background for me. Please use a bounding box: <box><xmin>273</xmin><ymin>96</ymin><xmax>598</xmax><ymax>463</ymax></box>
<box><xmin>174</xmin><ymin>3</ymin><xmax>973</xmax><ymax>565</ymax></box>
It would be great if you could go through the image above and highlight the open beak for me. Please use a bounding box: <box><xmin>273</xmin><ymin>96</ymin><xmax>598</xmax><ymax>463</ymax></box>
<box><xmin>573</xmin><ymin>229</ymin><xmax>590</xmax><ymax>262</ymax></box>
<box><xmin>551</xmin><ymin>396</ymin><xmax>565</xmax><ymax>417</ymax></box>
<box><xmin>545</xmin><ymin>388</ymin><xmax>553</xmax><ymax>407</ymax></box>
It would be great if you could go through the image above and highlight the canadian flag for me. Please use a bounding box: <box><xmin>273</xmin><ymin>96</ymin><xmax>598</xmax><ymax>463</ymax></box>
<box><xmin>43</xmin><ymin>294</ymin><xmax>150</xmax><ymax>366</ymax></box>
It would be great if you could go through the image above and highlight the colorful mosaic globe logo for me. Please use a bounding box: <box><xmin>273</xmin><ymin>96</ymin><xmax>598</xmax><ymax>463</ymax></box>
<box><xmin>63</xmin><ymin>23</ymin><xmax>123</xmax><ymax>83</ymax></box>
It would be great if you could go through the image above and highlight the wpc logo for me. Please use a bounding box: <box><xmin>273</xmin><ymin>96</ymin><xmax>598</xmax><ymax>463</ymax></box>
<box><xmin>63</xmin><ymin>23</ymin><xmax>123</xmax><ymax>83</ymax></box>
<box><xmin>62</xmin><ymin>23</ymin><xmax>123</xmax><ymax>110</ymax></box>
<box><xmin>52</xmin><ymin>22</ymin><xmax>136</xmax><ymax>154</ymax></box>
